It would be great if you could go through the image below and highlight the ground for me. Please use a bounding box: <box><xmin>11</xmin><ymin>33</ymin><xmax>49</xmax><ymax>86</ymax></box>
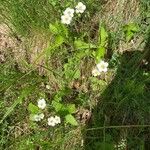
<box><xmin>0</xmin><ymin>0</ymin><xmax>150</xmax><ymax>150</ymax></box>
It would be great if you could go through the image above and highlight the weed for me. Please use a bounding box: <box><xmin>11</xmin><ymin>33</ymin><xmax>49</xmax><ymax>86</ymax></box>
<box><xmin>0</xmin><ymin>0</ymin><xmax>150</xmax><ymax>149</ymax></box>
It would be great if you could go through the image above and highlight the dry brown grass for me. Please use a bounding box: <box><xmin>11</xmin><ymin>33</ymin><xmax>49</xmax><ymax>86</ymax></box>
<box><xmin>101</xmin><ymin>0</ymin><xmax>143</xmax><ymax>53</ymax></box>
<box><xmin>0</xmin><ymin>0</ymin><xmax>143</xmax><ymax>72</ymax></box>
<box><xmin>0</xmin><ymin>23</ymin><xmax>50</xmax><ymax>75</ymax></box>
<box><xmin>101</xmin><ymin>0</ymin><xmax>140</xmax><ymax>29</ymax></box>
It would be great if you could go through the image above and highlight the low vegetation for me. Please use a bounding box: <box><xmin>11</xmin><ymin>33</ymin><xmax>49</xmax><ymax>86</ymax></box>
<box><xmin>0</xmin><ymin>0</ymin><xmax>150</xmax><ymax>149</ymax></box>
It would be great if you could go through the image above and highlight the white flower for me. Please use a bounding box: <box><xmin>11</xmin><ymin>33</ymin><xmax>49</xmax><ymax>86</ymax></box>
<box><xmin>96</xmin><ymin>60</ymin><xmax>108</xmax><ymax>73</ymax></box>
<box><xmin>64</xmin><ymin>8</ymin><xmax>74</xmax><ymax>17</ymax></box>
<box><xmin>46</xmin><ymin>85</ymin><xmax>50</xmax><ymax>90</ymax></box>
<box><xmin>75</xmin><ymin>2</ymin><xmax>86</xmax><ymax>13</ymax></box>
<box><xmin>33</xmin><ymin>114</ymin><xmax>41</xmax><ymax>122</ymax></box>
<box><xmin>54</xmin><ymin>116</ymin><xmax>61</xmax><ymax>124</ymax></box>
<box><xmin>92</xmin><ymin>60</ymin><xmax>109</xmax><ymax>76</ymax></box>
<box><xmin>61</xmin><ymin>15</ymin><xmax>72</xmax><ymax>24</ymax></box>
<box><xmin>38</xmin><ymin>98</ymin><xmax>46</xmax><ymax>109</ymax></box>
<box><xmin>33</xmin><ymin>113</ymin><xmax>44</xmax><ymax>122</ymax></box>
<box><xmin>92</xmin><ymin>68</ymin><xmax>101</xmax><ymax>76</ymax></box>
<box><xmin>47</xmin><ymin>116</ymin><xmax>61</xmax><ymax>127</ymax></box>
<box><xmin>48</xmin><ymin>117</ymin><xmax>56</xmax><ymax>127</ymax></box>
<box><xmin>39</xmin><ymin>113</ymin><xmax>44</xmax><ymax>120</ymax></box>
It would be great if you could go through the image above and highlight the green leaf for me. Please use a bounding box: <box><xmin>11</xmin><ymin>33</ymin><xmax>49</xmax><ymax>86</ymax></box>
<box><xmin>49</xmin><ymin>22</ymin><xmax>68</xmax><ymax>37</ymax></box>
<box><xmin>49</xmin><ymin>23</ymin><xmax>59</xmax><ymax>34</ymax></box>
<box><xmin>63</xmin><ymin>58</ymin><xmax>80</xmax><ymax>80</ymax></box>
<box><xmin>45</xmin><ymin>35</ymin><xmax>64</xmax><ymax>56</ymax></box>
<box><xmin>52</xmin><ymin>101</ymin><xmax>63</xmax><ymax>112</ymax></box>
<box><xmin>74</xmin><ymin>40</ymin><xmax>96</xmax><ymax>49</ymax></box>
<box><xmin>48</xmin><ymin>0</ymin><xmax>57</xmax><ymax>6</ymax></box>
<box><xmin>90</xmin><ymin>77</ymin><xmax>107</xmax><ymax>91</ymax></box>
<box><xmin>74</xmin><ymin>69</ymin><xmax>80</xmax><ymax>79</ymax></box>
<box><xmin>53</xmin><ymin>35</ymin><xmax>64</xmax><ymax>48</ymax></box>
<box><xmin>59</xmin><ymin>24</ymin><xmax>69</xmax><ymax>37</ymax></box>
<box><xmin>67</xmin><ymin>104</ymin><xmax>76</xmax><ymax>114</ymax></box>
<box><xmin>65</xmin><ymin>114</ymin><xmax>78</xmax><ymax>126</ymax></box>
<box><xmin>95</xmin><ymin>46</ymin><xmax>105</xmax><ymax>62</ymax></box>
<box><xmin>99</xmin><ymin>26</ymin><xmax>108</xmax><ymax>47</ymax></box>
<box><xmin>123</xmin><ymin>23</ymin><xmax>139</xmax><ymax>42</ymax></box>
<box><xmin>123</xmin><ymin>23</ymin><xmax>139</xmax><ymax>32</ymax></box>
<box><xmin>64</xmin><ymin>64</ymin><xmax>75</xmax><ymax>79</ymax></box>
<box><xmin>76</xmin><ymin>49</ymin><xmax>91</xmax><ymax>58</ymax></box>
<box><xmin>28</xmin><ymin>103</ymin><xmax>39</xmax><ymax>114</ymax></box>
<box><xmin>53</xmin><ymin>94</ymin><xmax>62</xmax><ymax>102</ymax></box>
<box><xmin>95</xmin><ymin>25</ymin><xmax>108</xmax><ymax>61</ymax></box>
<box><xmin>126</xmin><ymin>32</ymin><xmax>134</xmax><ymax>42</ymax></box>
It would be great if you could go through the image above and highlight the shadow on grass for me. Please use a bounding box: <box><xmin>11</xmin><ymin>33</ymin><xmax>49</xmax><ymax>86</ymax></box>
<box><xmin>84</xmin><ymin>31</ymin><xmax>150</xmax><ymax>149</ymax></box>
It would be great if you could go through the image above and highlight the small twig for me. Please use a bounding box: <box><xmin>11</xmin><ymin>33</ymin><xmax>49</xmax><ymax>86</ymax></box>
<box><xmin>86</xmin><ymin>125</ymin><xmax>150</xmax><ymax>131</ymax></box>
<box><xmin>36</xmin><ymin>64</ymin><xmax>63</xmax><ymax>79</ymax></box>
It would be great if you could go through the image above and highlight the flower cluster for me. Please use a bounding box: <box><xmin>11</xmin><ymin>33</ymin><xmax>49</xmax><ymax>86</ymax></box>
<box><xmin>92</xmin><ymin>60</ymin><xmax>108</xmax><ymax>76</ymax></box>
<box><xmin>32</xmin><ymin>98</ymin><xmax>46</xmax><ymax>122</ymax></box>
<box><xmin>61</xmin><ymin>8</ymin><xmax>74</xmax><ymax>25</ymax></box>
<box><xmin>48</xmin><ymin>116</ymin><xmax>61</xmax><ymax>127</ymax></box>
<box><xmin>32</xmin><ymin>98</ymin><xmax>61</xmax><ymax>127</ymax></box>
<box><xmin>61</xmin><ymin>2</ymin><xmax>86</xmax><ymax>24</ymax></box>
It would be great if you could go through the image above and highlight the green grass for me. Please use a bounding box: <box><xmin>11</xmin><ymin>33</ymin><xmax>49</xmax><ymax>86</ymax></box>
<box><xmin>85</xmin><ymin>50</ymin><xmax>150</xmax><ymax>149</ymax></box>
<box><xmin>0</xmin><ymin>0</ymin><xmax>150</xmax><ymax>149</ymax></box>
<box><xmin>0</xmin><ymin>0</ymin><xmax>55</xmax><ymax>35</ymax></box>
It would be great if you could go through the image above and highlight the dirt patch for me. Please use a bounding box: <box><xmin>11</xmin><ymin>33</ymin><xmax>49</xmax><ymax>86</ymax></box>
<box><xmin>0</xmin><ymin>24</ymin><xmax>15</xmax><ymax>63</ymax></box>
<box><xmin>0</xmin><ymin>24</ymin><xmax>49</xmax><ymax>75</ymax></box>
<box><xmin>101</xmin><ymin>0</ymin><xmax>143</xmax><ymax>52</ymax></box>
<box><xmin>101</xmin><ymin>0</ymin><xmax>140</xmax><ymax>29</ymax></box>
